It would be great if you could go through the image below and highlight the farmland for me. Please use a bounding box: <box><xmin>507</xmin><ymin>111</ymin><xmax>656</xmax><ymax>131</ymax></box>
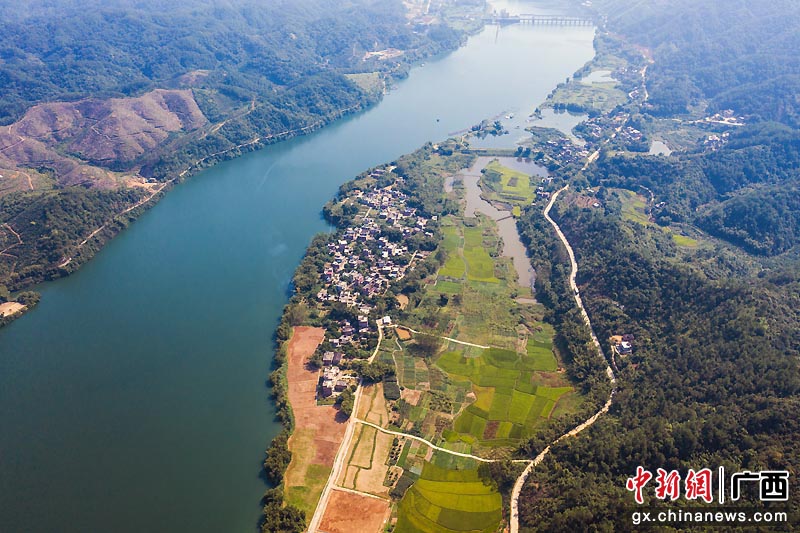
<box><xmin>611</xmin><ymin>188</ymin><xmax>703</xmax><ymax>248</ymax></box>
<box><xmin>385</xmin><ymin>196</ymin><xmax>579</xmax><ymax>456</ymax></box>
<box><xmin>439</xmin><ymin>221</ymin><xmax>500</xmax><ymax>283</ymax></box>
<box><xmin>479</xmin><ymin>160</ymin><xmax>537</xmax><ymax>208</ymax></box>
<box><xmin>309</xmin><ymin>149</ymin><xmax>582</xmax><ymax>532</ymax></box>
<box><xmin>383</xmin><ymin>201</ymin><xmax>578</xmax><ymax>458</ymax></box>
<box><xmin>394</xmin><ymin>460</ymin><xmax>502</xmax><ymax>533</ymax></box>
<box><xmin>438</xmin><ymin>343</ymin><xmax>572</xmax><ymax>448</ymax></box>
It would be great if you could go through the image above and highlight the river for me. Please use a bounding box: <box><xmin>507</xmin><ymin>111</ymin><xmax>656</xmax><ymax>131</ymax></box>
<box><xmin>0</xmin><ymin>5</ymin><xmax>594</xmax><ymax>532</ymax></box>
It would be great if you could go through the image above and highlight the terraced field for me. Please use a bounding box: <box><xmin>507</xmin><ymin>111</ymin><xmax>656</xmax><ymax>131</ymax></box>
<box><xmin>438</xmin><ymin>343</ymin><xmax>572</xmax><ymax>447</ymax></box>
<box><xmin>395</xmin><ymin>461</ymin><xmax>502</xmax><ymax>533</ymax></box>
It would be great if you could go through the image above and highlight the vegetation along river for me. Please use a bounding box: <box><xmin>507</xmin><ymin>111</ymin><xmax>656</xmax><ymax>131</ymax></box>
<box><xmin>0</xmin><ymin>4</ymin><xmax>594</xmax><ymax>532</ymax></box>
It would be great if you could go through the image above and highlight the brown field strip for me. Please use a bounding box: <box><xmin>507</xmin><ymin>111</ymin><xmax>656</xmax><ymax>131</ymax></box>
<box><xmin>319</xmin><ymin>489</ymin><xmax>391</xmax><ymax>533</ymax></box>
<box><xmin>283</xmin><ymin>326</ymin><xmax>348</xmax><ymax>517</ymax></box>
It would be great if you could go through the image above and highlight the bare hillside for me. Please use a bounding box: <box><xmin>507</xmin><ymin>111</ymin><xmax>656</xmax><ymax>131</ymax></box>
<box><xmin>0</xmin><ymin>89</ymin><xmax>207</xmax><ymax>191</ymax></box>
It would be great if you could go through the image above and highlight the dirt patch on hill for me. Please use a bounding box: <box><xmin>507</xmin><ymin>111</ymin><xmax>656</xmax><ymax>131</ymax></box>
<box><xmin>396</xmin><ymin>326</ymin><xmax>412</xmax><ymax>340</ymax></box>
<box><xmin>284</xmin><ymin>326</ymin><xmax>349</xmax><ymax>516</ymax></box>
<box><xmin>0</xmin><ymin>89</ymin><xmax>207</xmax><ymax>194</ymax></box>
<box><xmin>396</xmin><ymin>294</ymin><xmax>409</xmax><ymax>309</ymax></box>
<box><xmin>319</xmin><ymin>489</ymin><xmax>391</xmax><ymax>533</ymax></box>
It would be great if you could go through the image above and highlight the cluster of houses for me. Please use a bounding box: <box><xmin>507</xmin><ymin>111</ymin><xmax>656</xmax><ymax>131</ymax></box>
<box><xmin>363</xmin><ymin>48</ymin><xmax>405</xmax><ymax>61</ymax></box>
<box><xmin>542</xmin><ymin>137</ymin><xmax>591</xmax><ymax>166</ymax></box>
<box><xmin>700</xmin><ymin>110</ymin><xmax>746</xmax><ymax>126</ymax></box>
<box><xmin>315</xmin><ymin>181</ymin><xmax>431</xmax><ymax>314</ymax></box>
<box><xmin>578</xmin><ymin>114</ymin><xmax>628</xmax><ymax>142</ymax></box>
<box><xmin>703</xmin><ymin>131</ymin><xmax>730</xmax><ymax>151</ymax></box>
<box><xmin>319</xmin><ymin>350</ymin><xmax>353</xmax><ymax>398</ymax></box>
<box><xmin>312</xmin><ymin>175</ymin><xmax>432</xmax><ymax>399</ymax></box>
<box><xmin>535</xmin><ymin>186</ymin><xmax>551</xmax><ymax>200</ymax></box>
<box><xmin>317</xmin><ymin>316</ymin><xmax>393</xmax><ymax>399</ymax></box>
<box><xmin>617</xmin><ymin>125</ymin><xmax>644</xmax><ymax>144</ymax></box>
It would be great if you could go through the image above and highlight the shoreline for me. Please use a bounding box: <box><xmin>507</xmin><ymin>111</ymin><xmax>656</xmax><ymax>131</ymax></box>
<box><xmin>0</xmin><ymin>19</ymin><xmax>482</xmax><ymax>330</ymax></box>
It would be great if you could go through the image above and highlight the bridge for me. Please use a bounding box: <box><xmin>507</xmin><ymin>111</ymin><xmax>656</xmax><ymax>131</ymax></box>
<box><xmin>484</xmin><ymin>14</ymin><xmax>594</xmax><ymax>26</ymax></box>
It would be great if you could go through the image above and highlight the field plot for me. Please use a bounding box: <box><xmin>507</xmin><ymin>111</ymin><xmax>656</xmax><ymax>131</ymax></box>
<box><xmin>480</xmin><ymin>160</ymin><xmax>536</xmax><ymax>208</ymax></box>
<box><xmin>339</xmin><ymin>422</ymin><xmax>395</xmax><ymax>498</ymax></box>
<box><xmin>439</xmin><ymin>222</ymin><xmax>498</xmax><ymax>283</ymax></box>
<box><xmin>357</xmin><ymin>383</ymin><xmax>390</xmax><ymax>426</ymax></box>
<box><xmin>437</xmin><ymin>343</ymin><xmax>572</xmax><ymax>447</ymax></box>
<box><xmin>283</xmin><ymin>327</ymin><xmax>347</xmax><ymax>518</ymax></box>
<box><xmin>439</xmin><ymin>225</ymin><xmax>466</xmax><ymax>279</ymax></box>
<box><xmin>462</xmin><ymin>227</ymin><xmax>497</xmax><ymax>282</ymax></box>
<box><xmin>611</xmin><ymin>188</ymin><xmax>702</xmax><ymax>248</ymax></box>
<box><xmin>395</xmin><ymin>461</ymin><xmax>502</xmax><ymax>533</ymax></box>
<box><xmin>616</xmin><ymin>188</ymin><xmax>651</xmax><ymax>226</ymax></box>
<box><xmin>672</xmin><ymin>233</ymin><xmax>699</xmax><ymax>247</ymax></box>
<box><xmin>399</xmin><ymin>211</ymin><xmax>577</xmax><ymax>453</ymax></box>
<box><xmin>319</xmin><ymin>489</ymin><xmax>391</xmax><ymax>533</ymax></box>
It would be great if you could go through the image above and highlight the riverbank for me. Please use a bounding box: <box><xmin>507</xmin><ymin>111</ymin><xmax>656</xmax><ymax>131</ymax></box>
<box><xmin>0</xmin><ymin>2</ymin><xmax>490</xmax><ymax>330</ymax></box>
<box><xmin>261</xmin><ymin>145</ymin><xmax>469</xmax><ymax>529</ymax></box>
<box><xmin>271</xmin><ymin>20</ymin><xmax>619</xmax><ymax>533</ymax></box>
<box><xmin>0</xmin><ymin>13</ymin><xmax>597</xmax><ymax>532</ymax></box>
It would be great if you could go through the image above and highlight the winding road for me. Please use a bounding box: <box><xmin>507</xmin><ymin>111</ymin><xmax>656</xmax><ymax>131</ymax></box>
<box><xmin>508</xmin><ymin>185</ymin><xmax>617</xmax><ymax>533</ymax></box>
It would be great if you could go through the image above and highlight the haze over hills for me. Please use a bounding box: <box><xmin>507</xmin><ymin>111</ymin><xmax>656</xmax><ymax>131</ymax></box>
<box><xmin>0</xmin><ymin>0</ymin><xmax>474</xmax><ymax>296</ymax></box>
<box><xmin>595</xmin><ymin>0</ymin><xmax>800</xmax><ymax>125</ymax></box>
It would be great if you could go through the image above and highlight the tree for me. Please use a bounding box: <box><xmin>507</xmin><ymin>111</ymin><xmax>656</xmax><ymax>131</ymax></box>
<box><xmin>261</xmin><ymin>488</ymin><xmax>305</xmax><ymax>533</ymax></box>
<box><xmin>410</xmin><ymin>333</ymin><xmax>441</xmax><ymax>358</ymax></box>
<box><xmin>337</xmin><ymin>388</ymin><xmax>355</xmax><ymax>416</ymax></box>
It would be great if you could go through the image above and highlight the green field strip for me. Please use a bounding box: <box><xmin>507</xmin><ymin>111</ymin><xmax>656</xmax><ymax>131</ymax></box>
<box><xmin>508</xmin><ymin>390</ymin><xmax>537</xmax><ymax>424</ymax></box>
<box><xmin>487</xmin><ymin>392</ymin><xmax>512</xmax><ymax>420</ymax></box>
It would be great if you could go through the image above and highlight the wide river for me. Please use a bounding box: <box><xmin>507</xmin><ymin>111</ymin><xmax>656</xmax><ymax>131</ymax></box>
<box><xmin>0</xmin><ymin>3</ymin><xmax>593</xmax><ymax>532</ymax></box>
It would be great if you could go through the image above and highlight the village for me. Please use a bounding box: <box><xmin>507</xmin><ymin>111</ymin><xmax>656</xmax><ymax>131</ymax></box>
<box><xmin>312</xmin><ymin>170</ymin><xmax>433</xmax><ymax>400</ymax></box>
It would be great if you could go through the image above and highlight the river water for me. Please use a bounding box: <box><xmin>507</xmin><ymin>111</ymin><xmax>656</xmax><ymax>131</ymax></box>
<box><xmin>459</xmin><ymin>156</ymin><xmax>547</xmax><ymax>290</ymax></box>
<box><xmin>0</xmin><ymin>6</ymin><xmax>593</xmax><ymax>532</ymax></box>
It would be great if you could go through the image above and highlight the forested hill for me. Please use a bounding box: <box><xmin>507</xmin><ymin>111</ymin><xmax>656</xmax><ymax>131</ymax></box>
<box><xmin>594</xmin><ymin>0</ymin><xmax>800</xmax><ymax>125</ymax></box>
<box><xmin>0</xmin><ymin>0</ymin><xmax>476</xmax><ymax>299</ymax></box>
<box><xmin>577</xmin><ymin>0</ymin><xmax>800</xmax><ymax>256</ymax></box>
<box><xmin>514</xmin><ymin>1</ymin><xmax>800</xmax><ymax>530</ymax></box>
<box><xmin>0</xmin><ymin>0</ymin><xmax>459</xmax><ymax>124</ymax></box>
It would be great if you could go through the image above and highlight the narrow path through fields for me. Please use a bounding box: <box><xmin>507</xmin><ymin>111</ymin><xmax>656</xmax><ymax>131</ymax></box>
<box><xmin>394</xmin><ymin>324</ymin><xmax>490</xmax><ymax>349</ymax></box>
<box><xmin>306</xmin><ymin>325</ymin><xmax>384</xmax><ymax>533</ymax></box>
<box><xmin>355</xmin><ymin>418</ymin><xmax>529</xmax><ymax>464</ymax></box>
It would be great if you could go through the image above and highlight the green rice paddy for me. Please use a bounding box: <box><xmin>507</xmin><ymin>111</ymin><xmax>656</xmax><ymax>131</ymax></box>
<box><xmin>481</xmin><ymin>160</ymin><xmax>536</xmax><ymax>207</ymax></box>
<box><xmin>394</xmin><ymin>461</ymin><xmax>502</xmax><ymax>533</ymax></box>
<box><xmin>437</xmin><ymin>344</ymin><xmax>572</xmax><ymax>445</ymax></box>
